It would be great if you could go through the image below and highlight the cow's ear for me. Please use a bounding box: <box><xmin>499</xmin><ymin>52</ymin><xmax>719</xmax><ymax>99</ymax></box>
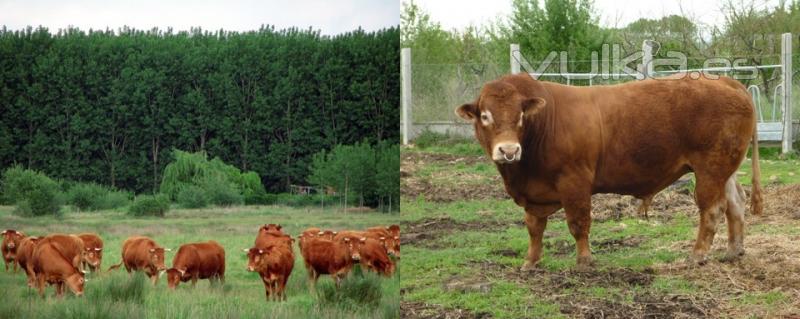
<box><xmin>276</xmin><ymin>224</ymin><xmax>282</xmax><ymax>230</ymax></box>
<box><xmin>521</xmin><ymin>97</ymin><xmax>546</xmax><ymax>117</ymax></box>
<box><xmin>455</xmin><ymin>103</ymin><xmax>479</xmax><ymax>122</ymax></box>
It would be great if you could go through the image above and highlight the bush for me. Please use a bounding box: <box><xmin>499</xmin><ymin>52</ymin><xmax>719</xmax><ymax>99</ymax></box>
<box><xmin>201</xmin><ymin>177</ymin><xmax>243</xmax><ymax>206</ymax></box>
<box><xmin>1</xmin><ymin>166</ymin><xmax>62</xmax><ymax>216</ymax></box>
<box><xmin>67</xmin><ymin>182</ymin><xmax>131</xmax><ymax>211</ymax></box>
<box><xmin>176</xmin><ymin>185</ymin><xmax>209</xmax><ymax>208</ymax></box>
<box><xmin>128</xmin><ymin>194</ymin><xmax>170</xmax><ymax>217</ymax></box>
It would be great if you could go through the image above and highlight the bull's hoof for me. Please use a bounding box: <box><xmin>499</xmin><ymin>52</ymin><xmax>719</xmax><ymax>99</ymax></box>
<box><xmin>520</xmin><ymin>259</ymin><xmax>544</xmax><ymax>272</ymax></box>
<box><xmin>690</xmin><ymin>254</ymin><xmax>708</xmax><ymax>266</ymax></box>
<box><xmin>719</xmin><ymin>249</ymin><xmax>745</xmax><ymax>263</ymax></box>
<box><xmin>575</xmin><ymin>256</ymin><xmax>594</xmax><ymax>271</ymax></box>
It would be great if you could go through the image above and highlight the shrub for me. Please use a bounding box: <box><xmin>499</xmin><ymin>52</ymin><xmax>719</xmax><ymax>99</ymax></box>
<box><xmin>128</xmin><ymin>194</ymin><xmax>170</xmax><ymax>217</ymax></box>
<box><xmin>67</xmin><ymin>182</ymin><xmax>131</xmax><ymax>211</ymax></box>
<box><xmin>1</xmin><ymin>166</ymin><xmax>63</xmax><ymax>216</ymax></box>
<box><xmin>201</xmin><ymin>177</ymin><xmax>243</xmax><ymax>206</ymax></box>
<box><xmin>176</xmin><ymin>185</ymin><xmax>209</xmax><ymax>208</ymax></box>
<box><xmin>67</xmin><ymin>182</ymin><xmax>107</xmax><ymax>211</ymax></box>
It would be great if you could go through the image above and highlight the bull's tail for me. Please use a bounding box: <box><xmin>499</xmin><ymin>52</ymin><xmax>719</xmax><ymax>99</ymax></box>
<box><xmin>750</xmin><ymin>110</ymin><xmax>764</xmax><ymax>215</ymax></box>
<box><xmin>107</xmin><ymin>261</ymin><xmax>123</xmax><ymax>272</ymax></box>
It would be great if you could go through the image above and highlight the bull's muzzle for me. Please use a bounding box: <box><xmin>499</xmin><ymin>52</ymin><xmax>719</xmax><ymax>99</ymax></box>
<box><xmin>493</xmin><ymin>143</ymin><xmax>521</xmax><ymax>163</ymax></box>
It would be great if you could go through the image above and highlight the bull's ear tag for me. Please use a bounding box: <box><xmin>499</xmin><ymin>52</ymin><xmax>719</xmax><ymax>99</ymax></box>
<box><xmin>521</xmin><ymin>97</ymin><xmax>546</xmax><ymax>118</ymax></box>
<box><xmin>456</xmin><ymin>103</ymin><xmax>479</xmax><ymax>122</ymax></box>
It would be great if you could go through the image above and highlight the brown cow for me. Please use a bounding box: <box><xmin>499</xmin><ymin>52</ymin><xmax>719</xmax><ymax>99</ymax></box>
<box><xmin>2</xmin><ymin>229</ymin><xmax>25</xmax><ymax>272</ymax></box>
<box><xmin>300</xmin><ymin>236</ymin><xmax>361</xmax><ymax>287</ymax></box>
<box><xmin>16</xmin><ymin>236</ymin><xmax>40</xmax><ymax>286</ymax></box>
<box><xmin>108</xmin><ymin>236</ymin><xmax>171</xmax><ymax>285</ymax></box>
<box><xmin>366</xmin><ymin>226</ymin><xmax>400</xmax><ymax>258</ymax></box>
<box><xmin>358</xmin><ymin>238</ymin><xmax>395</xmax><ymax>277</ymax></box>
<box><xmin>456</xmin><ymin>73</ymin><xmax>763</xmax><ymax>269</ymax></box>
<box><xmin>76</xmin><ymin>233</ymin><xmax>103</xmax><ymax>272</ymax></box>
<box><xmin>245</xmin><ymin>244</ymin><xmax>294</xmax><ymax>301</ymax></box>
<box><xmin>166</xmin><ymin>241</ymin><xmax>226</xmax><ymax>289</ymax></box>
<box><xmin>30</xmin><ymin>236</ymin><xmax>86</xmax><ymax>297</ymax></box>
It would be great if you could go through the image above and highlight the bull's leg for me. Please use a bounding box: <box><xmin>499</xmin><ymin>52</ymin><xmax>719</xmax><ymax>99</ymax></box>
<box><xmin>36</xmin><ymin>274</ymin><xmax>46</xmax><ymax>297</ymax></box>
<box><xmin>638</xmin><ymin>195</ymin><xmax>653</xmax><ymax>219</ymax></box>
<box><xmin>691</xmin><ymin>174</ymin><xmax>727</xmax><ymax>265</ymax></box>
<box><xmin>561</xmin><ymin>196</ymin><xmax>593</xmax><ymax>269</ymax></box>
<box><xmin>721</xmin><ymin>176</ymin><xmax>746</xmax><ymax>261</ymax></box>
<box><xmin>3</xmin><ymin>259</ymin><xmax>8</xmax><ymax>271</ymax></box>
<box><xmin>522</xmin><ymin>204</ymin><xmax>560</xmax><ymax>271</ymax></box>
<box><xmin>191</xmin><ymin>274</ymin><xmax>198</xmax><ymax>287</ymax></box>
<box><xmin>56</xmin><ymin>282</ymin><xmax>64</xmax><ymax>298</ymax></box>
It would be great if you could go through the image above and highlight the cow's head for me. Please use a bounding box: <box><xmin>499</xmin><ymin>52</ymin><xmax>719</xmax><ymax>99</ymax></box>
<box><xmin>65</xmin><ymin>270</ymin><xmax>86</xmax><ymax>297</ymax></box>
<box><xmin>83</xmin><ymin>247</ymin><xmax>103</xmax><ymax>269</ymax></box>
<box><xmin>148</xmin><ymin>247</ymin><xmax>168</xmax><ymax>271</ymax></box>
<box><xmin>2</xmin><ymin>230</ymin><xmax>24</xmax><ymax>250</ymax></box>
<box><xmin>387</xmin><ymin>225</ymin><xmax>400</xmax><ymax>237</ymax></box>
<box><xmin>342</xmin><ymin>237</ymin><xmax>366</xmax><ymax>262</ymax></box>
<box><xmin>245</xmin><ymin>247</ymin><xmax>267</xmax><ymax>272</ymax></box>
<box><xmin>456</xmin><ymin>80</ymin><xmax>546</xmax><ymax>164</ymax></box>
<box><xmin>320</xmin><ymin>230</ymin><xmax>336</xmax><ymax>241</ymax></box>
<box><xmin>166</xmin><ymin>268</ymin><xmax>187</xmax><ymax>289</ymax></box>
<box><xmin>380</xmin><ymin>236</ymin><xmax>400</xmax><ymax>258</ymax></box>
<box><xmin>259</xmin><ymin>224</ymin><xmax>284</xmax><ymax>237</ymax></box>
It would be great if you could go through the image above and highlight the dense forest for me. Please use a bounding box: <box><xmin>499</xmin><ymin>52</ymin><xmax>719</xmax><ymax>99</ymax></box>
<box><xmin>0</xmin><ymin>25</ymin><xmax>399</xmax><ymax>193</ymax></box>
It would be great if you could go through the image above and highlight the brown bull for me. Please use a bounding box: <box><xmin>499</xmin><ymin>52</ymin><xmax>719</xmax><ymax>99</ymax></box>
<box><xmin>2</xmin><ymin>229</ymin><xmax>25</xmax><ymax>271</ymax></box>
<box><xmin>166</xmin><ymin>241</ymin><xmax>225</xmax><ymax>289</ymax></box>
<box><xmin>108</xmin><ymin>236</ymin><xmax>170</xmax><ymax>285</ymax></box>
<box><xmin>30</xmin><ymin>235</ymin><xmax>86</xmax><ymax>297</ymax></box>
<box><xmin>456</xmin><ymin>73</ymin><xmax>763</xmax><ymax>269</ymax></box>
<box><xmin>76</xmin><ymin>233</ymin><xmax>103</xmax><ymax>272</ymax></box>
<box><xmin>245</xmin><ymin>244</ymin><xmax>294</xmax><ymax>301</ymax></box>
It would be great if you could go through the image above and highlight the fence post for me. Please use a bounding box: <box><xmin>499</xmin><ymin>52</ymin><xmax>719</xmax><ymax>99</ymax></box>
<box><xmin>401</xmin><ymin>48</ymin><xmax>412</xmax><ymax>145</ymax></box>
<box><xmin>781</xmin><ymin>33</ymin><xmax>793</xmax><ymax>154</ymax></box>
<box><xmin>641</xmin><ymin>40</ymin><xmax>654</xmax><ymax>79</ymax></box>
<box><xmin>510</xmin><ymin>43</ymin><xmax>520</xmax><ymax>74</ymax></box>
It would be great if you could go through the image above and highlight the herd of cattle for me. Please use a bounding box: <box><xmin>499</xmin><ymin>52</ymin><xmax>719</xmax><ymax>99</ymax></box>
<box><xmin>1</xmin><ymin>224</ymin><xmax>400</xmax><ymax>300</ymax></box>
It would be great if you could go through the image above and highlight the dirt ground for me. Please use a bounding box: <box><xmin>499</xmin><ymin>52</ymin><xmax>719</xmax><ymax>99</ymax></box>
<box><xmin>402</xmin><ymin>152</ymin><xmax>800</xmax><ymax>319</ymax></box>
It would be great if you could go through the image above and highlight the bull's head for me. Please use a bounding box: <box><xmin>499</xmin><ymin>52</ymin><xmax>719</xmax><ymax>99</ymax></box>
<box><xmin>2</xmin><ymin>230</ymin><xmax>24</xmax><ymax>250</ymax></box>
<box><xmin>166</xmin><ymin>268</ymin><xmax>186</xmax><ymax>289</ymax></box>
<box><xmin>456</xmin><ymin>80</ymin><xmax>546</xmax><ymax>164</ymax></box>
<box><xmin>380</xmin><ymin>236</ymin><xmax>401</xmax><ymax>258</ymax></box>
<box><xmin>65</xmin><ymin>271</ymin><xmax>86</xmax><ymax>297</ymax></box>
<box><xmin>342</xmin><ymin>237</ymin><xmax>366</xmax><ymax>262</ymax></box>
<box><xmin>245</xmin><ymin>247</ymin><xmax>266</xmax><ymax>272</ymax></box>
<box><xmin>83</xmin><ymin>247</ymin><xmax>103</xmax><ymax>269</ymax></box>
<box><xmin>148</xmin><ymin>247</ymin><xmax>168</xmax><ymax>272</ymax></box>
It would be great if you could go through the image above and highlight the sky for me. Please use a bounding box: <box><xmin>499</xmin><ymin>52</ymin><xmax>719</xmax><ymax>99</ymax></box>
<box><xmin>0</xmin><ymin>0</ymin><xmax>399</xmax><ymax>35</ymax></box>
<box><xmin>408</xmin><ymin>0</ymin><xmax>782</xmax><ymax>31</ymax></box>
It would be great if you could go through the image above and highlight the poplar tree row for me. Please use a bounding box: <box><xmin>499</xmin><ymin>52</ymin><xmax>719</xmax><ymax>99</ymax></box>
<box><xmin>0</xmin><ymin>25</ymin><xmax>400</xmax><ymax>193</ymax></box>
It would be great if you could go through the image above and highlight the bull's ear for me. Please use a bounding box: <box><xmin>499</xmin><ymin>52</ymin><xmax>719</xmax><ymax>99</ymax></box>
<box><xmin>521</xmin><ymin>97</ymin><xmax>546</xmax><ymax>117</ymax></box>
<box><xmin>277</xmin><ymin>224</ymin><xmax>282</xmax><ymax>230</ymax></box>
<box><xmin>455</xmin><ymin>103</ymin><xmax>479</xmax><ymax>122</ymax></box>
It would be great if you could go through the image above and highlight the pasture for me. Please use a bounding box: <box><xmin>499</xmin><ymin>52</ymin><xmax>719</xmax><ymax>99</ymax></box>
<box><xmin>0</xmin><ymin>205</ymin><xmax>400</xmax><ymax>319</ymax></box>
<box><xmin>400</xmin><ymin>139</ymin><xmax>800</xmax><ymax>318</ymax></box>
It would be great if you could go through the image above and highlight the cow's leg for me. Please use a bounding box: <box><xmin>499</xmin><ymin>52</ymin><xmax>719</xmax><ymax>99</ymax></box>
<box><xmin>638</xmin><ymin>195</ymin><xmax>653</xmax><ymax>219</ymax></box>
<box><xmin>3</xmin><ymin>259</ymin><xmax>7</xmax><ymax>271</ymax></box>
<box><xmin>721</xmin><ymin>176</ymin><xmax>746</xmax><ymax>261</ymax></box>
<box><xmin>191</xmin><ymin>274</ymin><xmax>198</xmax><ymax>287</ymax></box>
<box><xmin>56</xmin><ymin>282</ymin><xmax>64</xmax><ymax>298</ymax></box>
<box><xmin>691</xmin><ymin>173</ymin><xmax>728</xmax><ymax>265</ymax></box>
<box><xmin>522</xmin><ymin>204</ymin><xmax>560</xmax><ymax>271</ymax></box>
<box><xmin>36</xmin><ymin>274</ymin><xmax>46</xmax><ymax>297</ymax></box>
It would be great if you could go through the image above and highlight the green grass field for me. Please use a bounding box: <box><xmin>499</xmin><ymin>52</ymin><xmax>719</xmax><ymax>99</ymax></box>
<box><xmin>0</xmin><ymin>205</ymin><xmax>400</xmax><ymax>319</ymax></box>
<box><xmin>401</xmin><ymin>140</ymin><xmax>800</xmax><ymax>318</ymax></box>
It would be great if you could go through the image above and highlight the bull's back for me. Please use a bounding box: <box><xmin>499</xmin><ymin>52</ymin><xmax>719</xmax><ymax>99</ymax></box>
<box><xmin>174</xmin><ymin>242</ymin><xmax>225</xmax><ymax>275</ymax></box>
<box><xmin>77</xmin><ymin>233</ymin><xmax>103</xmax><ymax>249</ymax></box>
<box><xmin>121</xmin><ymin>236</ymin><xmax>156</xmax><ymax>267</ymax></box>
<box><xmin>564</xmin><ymin>76</ymin><xmax>754</xmax><ymax>196</ymax></box>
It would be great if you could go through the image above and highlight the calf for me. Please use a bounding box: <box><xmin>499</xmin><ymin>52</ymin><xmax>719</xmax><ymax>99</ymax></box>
<box><xmin>30</xmin><ymin>237</ymin><xmax>86</xmax><ymax>297</ymax></box>
<box><xmin>108</xmin><ymin>236</ymin><xmax>170</xmax><ymax>285</ymax></box>
<box><xmin>2</xmin><ymin>229</ymin><xmax>25</xmax><ymax>272</ymax></box>
<box><xmin>245</xmin><ymin>244</ymin><xmax>294</xmax><ymax>301</ymax></box>
<box><xmin>300</xmin><ymin>236</ymin><xmax>361</xmax><ymax>287</ymax></box>
<box><xmin>358</xmin><ymin>238</ymin><xmax>396</xmax><ymax>277</ymax></box>
<box><xmin>16</xmin><ymin>236</ymin><xmax>40</xmax><ymax>286</ymax></box>
<box><xmin>76</xmin><ymin>233</ymin><xmax>103</xmax><ymax>272</ymax></box>
<box><xmin>166</xmin><ymin>241</ymin><xmax>226</xmax><ymax>289</ymax></box>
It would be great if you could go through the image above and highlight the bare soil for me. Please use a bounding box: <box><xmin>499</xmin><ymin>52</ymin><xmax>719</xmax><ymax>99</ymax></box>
<box><xmin>401</xmin><ymin>152</ymin><xmax>509</xmax><ymax>202</ymax></box>
<box><xmin>401</xmin><ymin>301</ymin><xmax>493</xmax><ymax>319</ymax></box>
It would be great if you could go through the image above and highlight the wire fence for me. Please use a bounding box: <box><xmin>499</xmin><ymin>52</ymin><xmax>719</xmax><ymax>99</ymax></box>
<box><xmin>401</xmin><ymin>36</ymin><xmax>798</xmax><ymax>153</ymax></box>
